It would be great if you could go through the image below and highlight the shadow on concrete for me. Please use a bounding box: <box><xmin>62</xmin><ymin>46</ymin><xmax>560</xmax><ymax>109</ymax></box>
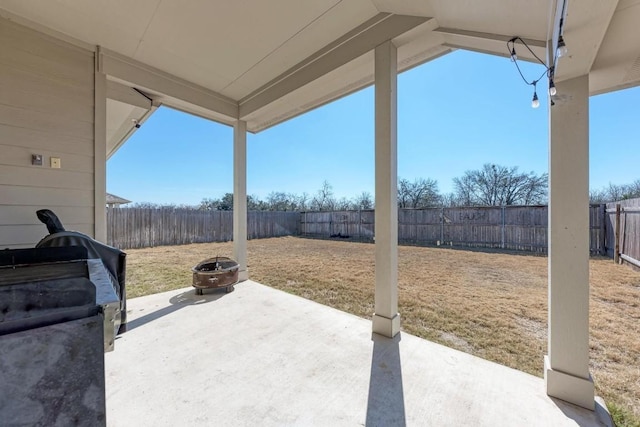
<box><xmin>124</xmin><ymin>288</ymin><xmax>228</xmax><ymax>332</ymax></box>
<box><xmin>550</xmin><ymin>397</ymin><xmax>613</xmax><ymax>427</ymax></box>
<box><xmin>365</xmin><ymin>333</ymin><xmax>406</xmax><ymax>427</ymax></box>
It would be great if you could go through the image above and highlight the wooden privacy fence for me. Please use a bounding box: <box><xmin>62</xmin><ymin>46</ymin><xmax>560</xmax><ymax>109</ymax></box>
<box><xmin>107</xmin><ymin>208</ymin><xmax>300</xmax><ymax>249</ymax></box>
<box><xmin>301</xmin><ymin>205</ymin><xmax>605</xmax><ymax>254</ymax></box>
<box><xmin>605</xmin><ymin>198</ymin><xmax>640</xmax><ymax>268</ymax></box>
<box><xmin>108</xmin><ymin>204</ymin><xmax>619</xmax><ymax>255</ymax></box>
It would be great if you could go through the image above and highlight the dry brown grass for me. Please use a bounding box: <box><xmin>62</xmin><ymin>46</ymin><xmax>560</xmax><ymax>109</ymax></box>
<box><xmin>125</xmin><ymin>236</ymin><xmax>640</xmax><ymax>425</ymax></box>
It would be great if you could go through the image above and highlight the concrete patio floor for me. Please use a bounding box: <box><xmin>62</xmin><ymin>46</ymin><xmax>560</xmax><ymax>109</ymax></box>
<box><xmin>105</xmin><ymin>281</ymin><xmax>610</xmax><ymax>426</ymax></box>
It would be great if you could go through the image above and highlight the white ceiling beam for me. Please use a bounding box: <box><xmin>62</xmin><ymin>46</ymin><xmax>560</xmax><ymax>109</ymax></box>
<box><xmin>160</xmin><ymin>101</ymin><xmax>237</xmax><ymax>128</ymax></box>
<box><xmin>98</xmin><ymin>47</ymin><xmax>238</xmax><ymax>120</ymax></box>
<box><xmin>106</xmin><ymin>80</ymin><xmax>152</xmax><ymax>110</ymax></box>
<box><xmin>239</xmin><ymin>13</ymin><xmax>429</xmax><ymax>119</ymax></box>
<box><xmin>435</xmin><ymin>27</ymin><xmax>546</xmax><ymax>48</ymax></box>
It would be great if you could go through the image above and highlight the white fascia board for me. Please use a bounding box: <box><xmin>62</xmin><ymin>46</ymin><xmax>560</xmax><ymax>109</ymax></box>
<box><xmin>98</xmin><ymin>47</ymin><xmax>238</xmax><ymax>120</ymax></box>
<box><xmin>239</xmin><ymin>13</ymin><xmax>429</xmax><ymax>119</ymax></box>
<box><xmin>435</xmin><ymin>27</ymin><xmax>546</xmax><ymax>48</ymax></box>
<box><xmin>436</xmin><ymin>27</ymin><xmax>546</xmax><ymax>64</ymax></box>
<box><xmin>589</xmin><ymin>78</ymin><xmax>640</xmax><ymax>96</ymax></box>
<box><xmin>441</xmin><ymin>43</ymin><xmax>544</xmax><ymax>64</ymax></box>
<box><xmin>106</xmin><ymin>80</ymin><xmax>152</xmax><ymax>110</ymax></box>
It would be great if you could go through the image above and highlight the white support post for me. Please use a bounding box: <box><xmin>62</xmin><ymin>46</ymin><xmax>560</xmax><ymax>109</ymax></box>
<box><xmin>233</xmin><ymin>120</ymin><xmax>249</xmax><ymax>282</ymax></box>
<box><xmin>372</xmin><ymin>41</ymin><xmax>400</xmax><ymax>338</ymax></box>
<box><xmin>94</xmin><ymin>62</ymin><xmax>107</xmax><ymax>243</ymax></box>
<box><xmin>545</xmin><ymin>74</ymin><xmax>594</xmax><ymax>410</ymax></box>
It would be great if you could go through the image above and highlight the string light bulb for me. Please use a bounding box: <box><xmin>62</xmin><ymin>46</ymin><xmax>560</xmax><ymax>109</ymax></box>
<box><xmin>531</xmin><ymin>90</ymin><xmax>540</xmax><ymax>109</ymax></box>
<box><xmin>510</xmin><ymin>46</ymin><xmax>517</xmax><ymax>62</ymax></box>
<box><xmin>556</xmin><ymin>36</ymin><xmax>568</xmax><ymax>58</ymax></box>
<box><xmin>549</xmin><ymin>79</ymin><xmax>557</xmax><ymax>96</ymax></box>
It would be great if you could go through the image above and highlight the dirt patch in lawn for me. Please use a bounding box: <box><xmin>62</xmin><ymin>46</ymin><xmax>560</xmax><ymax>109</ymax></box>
<box><xmin>125</xmin><ymin>236</ymin><xmax>640</xmax><ymax>425</ymax></box>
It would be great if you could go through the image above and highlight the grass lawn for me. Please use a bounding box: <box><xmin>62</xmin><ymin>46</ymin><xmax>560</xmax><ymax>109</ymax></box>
<box><xmin>125</xmin><ymin>236</ymin><xmax>640</xmax><ymax>426</ymax></box>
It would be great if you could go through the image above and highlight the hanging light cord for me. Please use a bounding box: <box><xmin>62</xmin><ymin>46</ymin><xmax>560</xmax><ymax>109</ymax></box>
<box><xmin>506</xmin><ymin>37</ymin><xmax>552</xmax><ymax>88</ymax></box>
<box><xmin>507</xmin><ymin>36</ymin><xmax>561</xmax><ymax>107</ymax></box>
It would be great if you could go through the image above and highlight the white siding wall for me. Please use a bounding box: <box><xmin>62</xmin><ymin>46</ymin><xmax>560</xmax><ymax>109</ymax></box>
<box><xmin>0</xmin><ymin>18</ymin><xmax>95</xmax><ymax>248</ymax></box>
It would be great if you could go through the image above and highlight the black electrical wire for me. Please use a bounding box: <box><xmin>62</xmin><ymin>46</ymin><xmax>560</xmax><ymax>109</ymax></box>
<box><xmin>506</xmin><ymin>37</ymin><xmax>553</xmax><ymax>89</ymax></box>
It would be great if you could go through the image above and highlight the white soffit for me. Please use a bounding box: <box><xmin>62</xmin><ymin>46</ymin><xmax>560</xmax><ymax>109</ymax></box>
<box><xmin>0</xmin><ymin>0</ymin><xmax>639</xmax><ymax>135</ymax></box>
<box><xmin>590</xmin><ymin>0</ymin><xmax>640</xmax><ymax>94</ymax></box>
<box><xmin>106</xmin><ymin>99</ymin><xmax>149</xmax><ymax>159</ymax></box>
<box><xmin>552</xmin><ymin>0</ymin><xmax>619</xmax><ymax>84</ymax></box>
<box><xmin>220</xmin><ymin>0</ymin><xmax>380</xmax><ymax>99</ymax></box>
<box><xmin>136</xmin><ymin>0</ymin><xmax>357</xmax><ymax>96</ymax></box>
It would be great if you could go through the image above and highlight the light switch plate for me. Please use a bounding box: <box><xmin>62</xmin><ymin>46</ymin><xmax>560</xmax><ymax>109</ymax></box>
<box><xmin>50</xmin><ymin>157</ymin><xmax>61</xmax><ymax>168</ymax></box>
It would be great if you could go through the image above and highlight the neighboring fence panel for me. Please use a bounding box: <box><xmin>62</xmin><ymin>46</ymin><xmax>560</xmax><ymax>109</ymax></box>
<box><xmin>605</xmin><ymin>198</ymin><xmax>640</xmax><ymax>267</ymax></box>
<box><xmin>300</xmin><ymin>210</ymin><xmax>375</xmax><ymax>241</ymax></box>
<box><xmin>301</xmin><ymin>205</ymin><xmax>605</xmax><ymax>254</ymax></box>
<box><xmin>107</xmin><ymin>208</ymin><xmax>300</xmax><ymax>249</ymax></box>
<box><xmin>248</xmin><ymin>211</ymin><xmax>301</xmax><ymax>239</ymax></box>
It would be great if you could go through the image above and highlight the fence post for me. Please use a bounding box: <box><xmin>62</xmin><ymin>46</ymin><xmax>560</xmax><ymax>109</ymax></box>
<box><xmin>614</xmin><ymin>203</ymin><xmax>621</xmax><ymax>263</ymax></box>
<box><xmin>501</xmin><ymin>206</ymin><xmax>506</xmax><ymax>249</ymax></box>
<box><xmin>440</xmin><ymin>207</ymin><xmax>445</xmax><ymax>245</ymax></box>
<box><xmin>414</xmin><ymin>209</ymin><xmax>418</xmax><ymax>245</ymax></box>
<box><xmin>599</xmin><ymin>204</ymin><xmax>606</xmax><ymax>255</ymax></box>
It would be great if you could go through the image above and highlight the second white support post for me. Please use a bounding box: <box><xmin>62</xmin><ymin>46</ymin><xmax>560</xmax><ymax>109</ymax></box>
<box><xmin>233</xmin><ymin>120</ymin><xmax>249</xmax><ymax>282</ymax></box>
<box><xmin>372</xmin><ymin>41</ymin><xmax>400</xmax><ymax>338</ymax></box>
<box><xmin>545</xmin><ymin>74</ymin><xmax>594</xmax><ymax>409</ymax></box>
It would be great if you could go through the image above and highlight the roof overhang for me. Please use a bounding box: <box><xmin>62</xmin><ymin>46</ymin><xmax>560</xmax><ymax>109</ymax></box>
<box><xmin>1</xmin><ymin>0</ymin><xmax>638</xmax><ymax>147</ymax></box>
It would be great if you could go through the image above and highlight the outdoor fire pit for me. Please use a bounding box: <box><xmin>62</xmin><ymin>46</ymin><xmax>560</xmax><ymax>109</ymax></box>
<box><xmin>192</xmin><ymin>257</ymin><xmax>239</xmax><ymax>295</ymax></box>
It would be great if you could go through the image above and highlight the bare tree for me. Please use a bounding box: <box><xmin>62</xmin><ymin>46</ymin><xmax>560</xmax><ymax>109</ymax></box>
<box><xmin>589</xmin><ymin>188</ymin><xmax>607</xmax><ymax>204</ymax></box>
<box><xmin>452</xmin><ymin>164</ymin><xmax>547</xmax><ymax>206</ymax></box>
<box><xmin>311</xmin><ymin>180</ymin><xmax>336</xmax><ymax>211</ymax></box>
<box><xmin>199</xmin><ymin>194</ymin><xmax>265</xmax><ymax>211</ymax></box>
<box><xmin>590</xmin><ymin>179</ymin><xmax>640</xmax><ymax>203</ymax></box>
<box><xmin>133</xmin><ymin>202</ymin><xmax>196</xmax><ymax>209</ymax></box>
<box><xmin>398</xmin><ymin>178</ymin><xmax>441</xmax><ymax>208</ymax></box>
<box><xmin>265</xmin><ymin>192</ymin><xmax>298</xmax><ymax>211</ymax></box>
<box><xmin>352</xmin><ymin>191</ymin><xmax>373</xmax><ymax>210</ymax></box>
<box><xmin>441</xmin><ymin>192</ymin><xmax>460</xmax><ymax>207</ymax></box>
<box><xmin>199</xmin><ymin>197</ymin><xmax>221</xmax><ymax>211</ymax></box>
<box><xmin>247</xmin><ymin>195</ymin><xmax>266</xmax><ymax>211</ymax></box>
<box><xmin>295</xmin><ymin>192</ymin><xmax>310</xmax><ymax>211</ymax></box>
<box><xmin>629</xmin><ymin>179</ymin><xmax>640</xmax><ymax>198</ymax></box>
<box><xmin>335</xmin><ymin>197</ymin><xmax>352</xmax><ymax>210</ymax></box>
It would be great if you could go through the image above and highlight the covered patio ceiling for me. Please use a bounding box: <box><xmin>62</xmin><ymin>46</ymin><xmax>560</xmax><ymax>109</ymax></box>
<box><xmin>0</xmin><ymin>0</ymin><xmax>638</xmax><ymax>147</ymax></box>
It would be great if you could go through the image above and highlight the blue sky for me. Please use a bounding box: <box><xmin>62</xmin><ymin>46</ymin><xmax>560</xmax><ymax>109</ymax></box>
<box><xmin>107</xmin><ymin>50</ymin><xmax>639</xmax><ymax>205</ymax></box>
